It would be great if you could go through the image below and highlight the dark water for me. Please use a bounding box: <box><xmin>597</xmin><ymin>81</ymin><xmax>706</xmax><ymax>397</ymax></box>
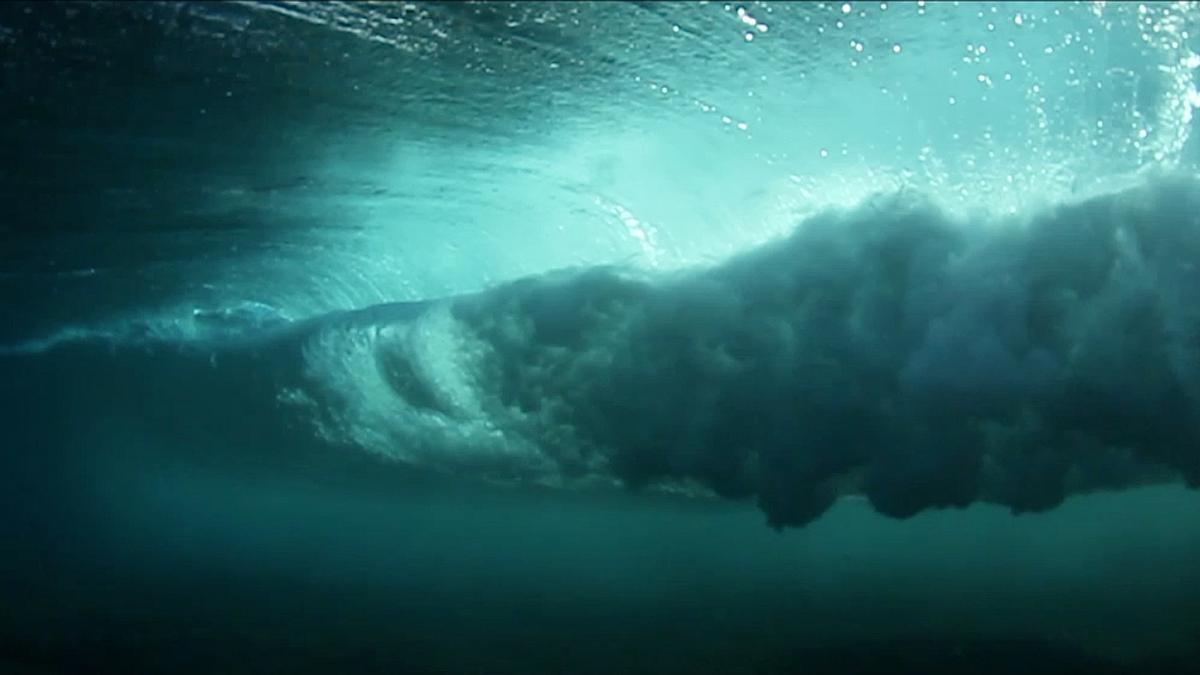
<box><xmin>3</xmin><ymin>2</ymin><xmax>1200</xmax><ymax>673</ymax></box>
<box><xmin>4</xmin><ymin>339</ymin><xmax>1199</xmax><ymax>674</ymax></box>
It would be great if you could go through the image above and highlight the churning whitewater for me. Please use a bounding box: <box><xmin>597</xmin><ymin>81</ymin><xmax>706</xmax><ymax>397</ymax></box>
<box><xmin>306</xmin><ymin>174</ymin><xmax>1200</xmax><ymax>527</ymax></box>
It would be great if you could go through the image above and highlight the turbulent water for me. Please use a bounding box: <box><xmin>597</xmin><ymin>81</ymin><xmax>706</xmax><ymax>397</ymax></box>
<box><xmin>3</xmin><ymin>2</ymin><xmax>1200</xmax><ymax>674</ymax></box>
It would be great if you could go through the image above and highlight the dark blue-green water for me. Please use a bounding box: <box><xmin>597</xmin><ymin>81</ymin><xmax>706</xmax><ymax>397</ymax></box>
<box><xmin>2</xmin><ymin>2</ymin><xmax>1200</xmax><ymax>673</ymax></box>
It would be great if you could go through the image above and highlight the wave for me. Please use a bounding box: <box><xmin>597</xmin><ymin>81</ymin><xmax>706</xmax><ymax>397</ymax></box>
<box><xmin>5</xmin><ymin>175</ymin><xmax>1200</xmax><ymax>528</ymax></box>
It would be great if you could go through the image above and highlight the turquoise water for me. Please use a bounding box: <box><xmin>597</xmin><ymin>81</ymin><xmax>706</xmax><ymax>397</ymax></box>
<box><xmin>2</xmin><ymin>2</ymin><xmax>1199</xmax><ymax>673</ymax></box>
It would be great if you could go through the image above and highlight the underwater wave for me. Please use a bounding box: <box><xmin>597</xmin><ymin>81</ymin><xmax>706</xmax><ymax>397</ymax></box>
<box><xmin>5</xmin><ymin>2</ymin><xmax>1200</xmax><ymax>673</ymax></box>
<box><xmin>7</xmin><ymin>174</ymin><xmax>1199</xmax><ymax>529</ymax></box>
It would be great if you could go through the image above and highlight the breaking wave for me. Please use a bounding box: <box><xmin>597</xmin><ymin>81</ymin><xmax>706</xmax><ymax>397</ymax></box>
<box><xmin>8</xmin><ymin>174</ymin><xmax>1198</xmax><ymax>528</ymax></box>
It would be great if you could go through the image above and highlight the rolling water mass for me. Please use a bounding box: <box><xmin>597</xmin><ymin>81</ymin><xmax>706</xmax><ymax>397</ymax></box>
<box><xmin>2</xmin><ymin>1</ymin><xmax>1200</xmax><ymax>673</ymax></box>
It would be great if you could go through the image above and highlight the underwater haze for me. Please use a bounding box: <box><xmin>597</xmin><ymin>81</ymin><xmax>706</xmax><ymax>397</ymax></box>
<box><xmin>2</xmin><ymin>1</ymin><xmax>1200</xmax><ymax>673</ymax></box>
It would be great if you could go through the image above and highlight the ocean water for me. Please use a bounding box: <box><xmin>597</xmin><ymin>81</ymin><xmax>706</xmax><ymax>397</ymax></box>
<box><xmin>2</xmin><ymin>2</ymin><xmax>1200</xmax><ymax>673</ymax></box>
